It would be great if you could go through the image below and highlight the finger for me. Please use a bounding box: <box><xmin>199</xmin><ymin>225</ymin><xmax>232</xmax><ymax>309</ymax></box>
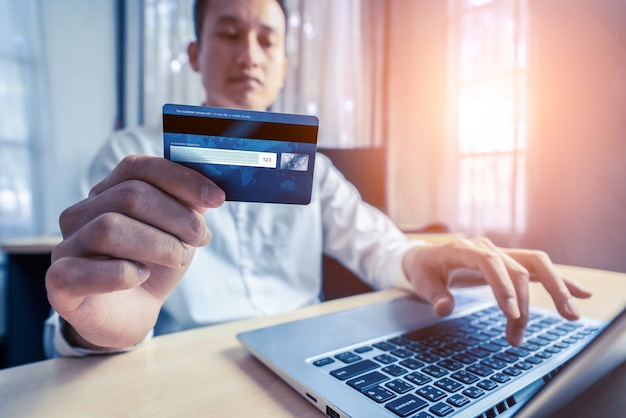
<box><xmin>90</xmin><ymin>155</ymin><xmax>225</xmax><ymax>209</ymax></box>
<box><xmin>439</xmin><ymin>239</ymin><xmax>521</xmax><ymax>320</ymax></box>
<box><xmin>53</xmin><ymin>213</ymin><xmax>195</xmax><ymax>270</ymax></box>
<box><xmin>46</xmin><ymin>256</ymin><xmax>150</xmax><ymax>305</ymax></box>
<box><xmin>562</xmin><ymin>277</ymin><xmax>593</xmax><ymax>298</ymax></box>
<box><xmin>60</xmin><ymin>180</ymin><xmax>212</xmax><ymax>247</ymax></box>
<box><xmin>506</xmin><ymin>249</ymin><xmax>582</xmax><ymax>320</ymax></box>
<box><xmin>403</xmin><ymin>247</ymin><xmax>456</xmax><ymax>317</ymax></box>
<box><xmin>475</xmin><ymin>240</ymin><xmax>529</xmax><ymax>346</ymax></box>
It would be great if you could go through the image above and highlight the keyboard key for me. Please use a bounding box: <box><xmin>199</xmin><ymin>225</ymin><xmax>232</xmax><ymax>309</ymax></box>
<box><xmin>505</xmin><ymin>347</ymin><xmax>530</xmax><ymax>357</ymax></box>
<box><xmin>405</xmin><ymin>371</ymin><xmax>432</xmax><ymax>386</ymax></box>
<box><xmin>437</xmin><ymin>359</ymin><xmax>464</xmax><ymax>371</ymax></box>
<box><xmin>414</xmin><ymin>412</ymin><xmax>436</xmax><ymax>418</ymax></box>
<box><xmin>490</xmin><ymin>338</ymin><xmax>510</xmax><ymax>347</ymax></box>
<box><xmin>468</xmin><ymin>348</ymin><xmax>491</xmax><ymax>359</ymax></box>
<box><xmin>354</xmin><ymin>346</ymin><xmax>373</xmax><ymax>354</ymax></box>
<box><xmin>416</xmin><ymin>352</ymin><xmax>441</xmax><ymax>363</ymax></box>
<box><xmin>335</xmin><ymin>352</ymin><xmax>362</xmax><ymax>364</ymax></box>
<box><xmin>399</xmin><ymin>358</ymin><xmax>425</xmax><ymax>370</ymax></box>
<box><xmin>434</xmin><ymin>377</ymin><xmax>463</xmax><ymax>393</ymax></box>
<box><xmin>528</xmin><ymin>337</ymin><xmax>550</xmax><ymax>347</ymax></box>
<box><xmin>494</xmin><ymin>353</ymin><xmax>518</xmax><ymax>364</ymax></box>
<box><xmin>446</xmin><ymin>393</ymin><xmax>471</xmax><ymax>408</ymax></box>
<box><xmin>525</xmin><ymin>356</ymin><xmax>543</xmax><ymax>364</ymax></box>
<box><xmin>374</xmin><ymin>342</ymin><xmax>398</xmax><ymax>351</ymax></box>
<box><xmin>374</xmin><ymin>354</ymin><xmax>398</xmax><ymax>365</ymax></box>
<box><xmin>385</xmin><ymin>394</ymin><xmax>428</xmax><ymax>417</ymax></box>
<box><xmin>422</xmin><ymin>365</ymin><xmax>448</xmax><ymax>378</ymax></box>
<box><xmin>313</xmin><ymin>357</ymin><xmax>334</xmax><ymax>367</ymax></box>
<box><xmin>347</xmin><ymin>371</ymin><xmax>389</xmax><ymax>390</ymax></box>
<box><xmin>363</xmin><ymin>386</ymin><xmax>396</xmax><ymax>403</ymax></box>
<box><xmin>386</xmin><ymin>379</ymin><xmax>414</xmax><ymax>394</ymax></box>
<box><xmin>462</xmin><ymin>386</ymin><xmax>486</xmax><ymax>399</ymax></box>
<box><xmin>467</xmin><ymin>364</ymin><xmax>494</xmax><ymax>377</ymax></box>
<box><xmin>331</xmin><ymin>359</ymin><xmax>379</xmax><ymax>380</ymax></box>
<box><xmin>429</xmin><ymin>402</ymin><xmax>455</xmax><ymax>416</ymax></box>
<box><xmin>417</xmin><ymin>385</ymin><xmax>447</xmax><ymax>402</ymax></box>
<box><xmin>477</xmin><ymin>379</ymin><xmax>499</xmax><ymax>391</ymax></box>
<box><xmin>490</xmin><ymin>373</ymin><xmax>511</xmax><ymax>383</ymax></box>
<box><xmin>390</xmin><ymin>348</ymin><xmax>415</xmax><ymax>359</ymax></box>
<box><xmin>452</xmin><ymin>353</ymin><xmax>477</xmax><ymax>365</ymax></box>
<box><xmin>479</xmin><ymin>343</ymin><xmax>501</xmax><ymax>353</ymax></box>
<box><xmin>481</xmin><ymin>358</ymin><xmax>507</xmax><ymax>370</ymax></box>
<box><xmin>515</xmin><ymin>361</ymin><xmax>533</xmax><ymax>370</ymax></box>
<box><xmin>503</xmin><ymin>367</ymin><xmax>523</xmax><ymax>377</ymax></box>
<box><xmin>520</xmin><ymin>342</ymin><xmax>541</xmax><ymax>352</ymax></box>
<box><xmin>383</xmin><ymin>364</ymin><xmax>409</xmax><ymax>377</ymax></box>
<box><xmin>444</xmin><ymin>342</ymin><xmax>468</xmax><ymax>352</ymax></box>
<box><xmin>451</xmin><ymin>370</ymin><xmax>479</xmax><ymax>384</ymax></box>
<box><xmin>388</xmin><ymin>337</ymin><xmax>413</xmax><ymax>347</ymax></box>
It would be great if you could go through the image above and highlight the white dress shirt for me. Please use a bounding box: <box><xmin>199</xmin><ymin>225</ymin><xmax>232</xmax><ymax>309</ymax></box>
<box><xmin>44</xmin><ymin>126</ymin><xmax>421</xmax><ymax>357</ymax></box>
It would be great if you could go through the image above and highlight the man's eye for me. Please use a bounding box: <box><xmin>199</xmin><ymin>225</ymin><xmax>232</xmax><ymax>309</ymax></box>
<box><xmin>216</xmin><ymin>30</ymin><xmax>239</xmax><ymax>40</ymax></box>
<box><xmin>260</xmin><ymin>36</ymin><xmax>278</xmax><ymax>49</ymax></box>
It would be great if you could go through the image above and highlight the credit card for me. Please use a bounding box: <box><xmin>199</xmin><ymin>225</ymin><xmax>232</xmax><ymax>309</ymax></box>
<box><xmin>163</xmin><ymin>104</ymin><xmax>319</xmax><ymax>204</ymax></box>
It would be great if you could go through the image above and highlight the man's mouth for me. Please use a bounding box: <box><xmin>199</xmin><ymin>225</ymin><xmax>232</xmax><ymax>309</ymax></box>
<box><xmin>229</xmin><ymin>74</ymin><xmax>263</xmax><ymax>87</ymax></box>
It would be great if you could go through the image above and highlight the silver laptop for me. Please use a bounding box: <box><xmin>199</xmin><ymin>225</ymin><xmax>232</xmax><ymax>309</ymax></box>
<box><xmin>237</xmin><ymin>288</ymin><xmax>626</xmax><ymax>417</ymax></box>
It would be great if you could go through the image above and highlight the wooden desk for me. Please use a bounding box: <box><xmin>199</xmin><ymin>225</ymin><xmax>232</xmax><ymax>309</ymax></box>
<box><xmin>0</xmin><ymin>265</ymin><xmax>624</xmax><ymax>417</ymax></box>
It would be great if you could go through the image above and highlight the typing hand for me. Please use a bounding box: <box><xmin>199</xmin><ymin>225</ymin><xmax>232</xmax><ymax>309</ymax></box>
<box><xmin>46</xmin><ymin>155</ymin><xmax>225</xmax><ymax>350</ymax></box>
<box><xmin>402</xmin><ymin>237</ymin><xmax>592</xmax><ymax>346</ymax></box>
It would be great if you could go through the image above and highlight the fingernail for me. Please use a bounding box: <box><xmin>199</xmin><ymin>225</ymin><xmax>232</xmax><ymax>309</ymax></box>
<box><xmin>505</xmin><ymin>297</ymin><xmax>521</xmax><ymax>319</ymax></box>
<box><xmin>201</xmin><ymin>184</ymin><xmax>225</xmax><ymax>206</ymax></box>
<box><xmin>564</xmin><ymin>298</ymin><xmax>580</xmax><ymax>317</ymax></box>
<box><xmin>137</xmin><ymin>262</ymin><xmax>150</xmax><ymax>282</ymax></box>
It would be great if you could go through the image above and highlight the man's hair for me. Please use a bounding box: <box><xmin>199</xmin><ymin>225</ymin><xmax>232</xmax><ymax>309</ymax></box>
<box><xmin>193</xmin><ymin>0</ymin><xmax>289</xmax><ymax>42</ymax></box>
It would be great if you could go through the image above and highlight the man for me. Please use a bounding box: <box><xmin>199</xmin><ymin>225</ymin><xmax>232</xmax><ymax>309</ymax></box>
<box><xmin>44</xmin><ymin>0</ymin><xmax>591</xmax><ymax>357</ymax></box>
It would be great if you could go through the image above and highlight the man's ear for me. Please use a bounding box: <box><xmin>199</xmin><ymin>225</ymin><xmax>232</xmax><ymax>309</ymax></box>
<box><xmin>187</xmin><ymin>41</ymin><xmax>200</xmax><ymax>72</ymax></box>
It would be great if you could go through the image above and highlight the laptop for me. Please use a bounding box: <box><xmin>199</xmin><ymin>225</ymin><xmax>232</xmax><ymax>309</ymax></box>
<box><xmin>237</xmin><ymin>287</ymin><xmax>626</xmax><ymax>417</ymax></box>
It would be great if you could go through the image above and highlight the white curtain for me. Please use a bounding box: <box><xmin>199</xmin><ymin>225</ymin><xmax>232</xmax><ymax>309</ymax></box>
<box><xmin>0</xmin><ymin>0</ymin><xmax>49</xmax><ymax>338</ymax></box>
<box><xmin>0</xmin><ymin>0</ymin><xmax>48</xmax><ymax>240</ymax></box>
<box><xmin>141</xmin><ymin>0</ymin><xmax>388</xmax><ymax>149</ymax></box>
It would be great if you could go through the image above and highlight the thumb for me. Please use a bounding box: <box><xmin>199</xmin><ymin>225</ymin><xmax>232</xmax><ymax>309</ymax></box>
<box><xmin>404</xmin><ymin>246</ymin><xmax>456</xmax><ymax>317</ymax></box>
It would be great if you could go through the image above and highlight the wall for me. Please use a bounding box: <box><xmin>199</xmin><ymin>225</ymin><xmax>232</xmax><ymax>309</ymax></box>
<box><xmin>39</xmin><ymin>0</ymin><xmax>117</xmax><ymax>234</ymax></box>
<box><xmin>521</xmin><ymin>0</ymin><xmax>626</xmax><ymax>271</ymax></box>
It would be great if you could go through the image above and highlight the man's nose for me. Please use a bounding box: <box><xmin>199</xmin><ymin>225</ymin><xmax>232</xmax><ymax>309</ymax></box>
<box><xmin>236</xmin><ymin>34</ymin><xmax>263</xmax><ymax>67</ymax></box>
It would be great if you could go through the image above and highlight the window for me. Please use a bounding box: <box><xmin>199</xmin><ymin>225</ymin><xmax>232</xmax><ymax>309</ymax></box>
<box><xmin>448</xmin><ymin>0</ymin><xmax>527</xmax><ymax>239</ymax></box>
<box><xmin>0</xmin><ymin>1</ymin><xmax>43</xmax><ymax>241</ymax></box>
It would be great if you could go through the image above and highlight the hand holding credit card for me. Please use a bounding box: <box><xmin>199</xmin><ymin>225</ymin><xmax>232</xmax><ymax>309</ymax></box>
<box><xmin>163</xmin><ymin>104</ymin><xmax>319</xmax><ymax>204</ymax></box>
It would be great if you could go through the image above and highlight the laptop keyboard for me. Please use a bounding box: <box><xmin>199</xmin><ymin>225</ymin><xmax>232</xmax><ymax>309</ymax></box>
<box><xmin>312</xmin><ymin>306</ymin><xmax>600</xmax><ymax>417</ymax></box>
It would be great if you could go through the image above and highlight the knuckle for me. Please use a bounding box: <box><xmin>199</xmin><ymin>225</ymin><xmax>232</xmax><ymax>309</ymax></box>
<box><xmin>59</xmin><ymin>204</ymin><xmax>81</xmax><ymax>233</ymax></box>
<box><xmin>113</xmin><ymin>181</ymin><xmax>150</xmax><ymax>214</ymax></box>
<box><xmin>92</xmin><ymin>213</ymin><xmax>125</xmax><ymax>249</ymax></box>
<box><xmin>119</xmin><ymin>154</ymin><xmax>143</xmax><ymax>172</ymax></box>
<box><xmin>532</xmin><ymin>250</ymin><xmax>552</xmax><ymax>264</ymax></box>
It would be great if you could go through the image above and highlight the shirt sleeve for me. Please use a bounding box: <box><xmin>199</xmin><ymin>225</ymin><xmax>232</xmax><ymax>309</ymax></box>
<box><xmin>43</xmin><ymin>312</ymin><xmax>153</xmax><ymax>358</ymax></box>
<box><xmin>316</xmin><ymin>153</ymin><xmax>425</xmax><ymax>291</ymax></box>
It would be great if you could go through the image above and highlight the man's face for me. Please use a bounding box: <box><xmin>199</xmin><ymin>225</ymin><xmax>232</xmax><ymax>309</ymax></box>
<box><xmin>188</xmin><ymin>0</ymin><xmax>287</xmax><ymax>111</ymax></box>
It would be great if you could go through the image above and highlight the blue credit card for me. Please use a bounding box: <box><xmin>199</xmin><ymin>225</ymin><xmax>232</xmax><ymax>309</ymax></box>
<box><xmin>163</xmin><ymin>104</ymin><xmax>319</xmax><ymax>204</ymax></box>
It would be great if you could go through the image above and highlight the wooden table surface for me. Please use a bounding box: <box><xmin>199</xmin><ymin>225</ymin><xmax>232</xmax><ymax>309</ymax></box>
<box><xmin>0</xmin><ymin>264</ymin><xmax>624</xmax><ymax>417</ymax></box>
